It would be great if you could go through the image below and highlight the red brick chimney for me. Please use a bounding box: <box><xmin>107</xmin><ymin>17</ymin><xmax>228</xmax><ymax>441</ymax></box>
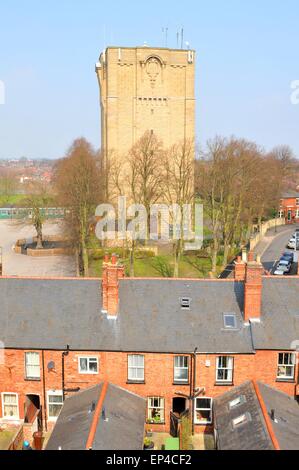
<box><xmin>234</xmin><ymin>256</ymin><xmax>246</xmax><ymax>281</ymax></box>
<box><xmin>102</xmin><ymin>254</ymin><xmax>125</xmax><ymax>317</ymax></box>
<box><xmin>244</xmin><ymin>255</ymin><xmax>263</xmax><ymax>322</ymax></box>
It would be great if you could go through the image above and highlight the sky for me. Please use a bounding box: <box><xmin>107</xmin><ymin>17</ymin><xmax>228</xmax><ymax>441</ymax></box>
<box><xmin>0</xmin><ymin>0</ymin><xmax>298</xmax><ymax>159</ymax></box>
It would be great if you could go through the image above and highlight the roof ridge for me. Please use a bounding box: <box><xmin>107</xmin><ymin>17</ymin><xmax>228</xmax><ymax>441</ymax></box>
<box><xmin>85</xmin><ymin>381</ymin><xmax>109</xmax><ymax>450</ymax></box>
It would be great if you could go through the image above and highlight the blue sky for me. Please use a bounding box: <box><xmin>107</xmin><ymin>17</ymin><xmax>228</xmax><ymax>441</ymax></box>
<box><xmin>0</xmin><ymin>0</ymin><xmax>298</xmax><ymax>159</ymax></box>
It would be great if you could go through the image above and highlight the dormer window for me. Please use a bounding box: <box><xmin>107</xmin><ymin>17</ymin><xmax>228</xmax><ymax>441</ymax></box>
<box><xmin>181</xmin><ymin>297</ymin><xmax>191</xmax><ymax>310</ymax></box>
<box><xmin>223</xmin><ymin>313</ymin><xmax>237</xmax><ymax>329</ymax></box>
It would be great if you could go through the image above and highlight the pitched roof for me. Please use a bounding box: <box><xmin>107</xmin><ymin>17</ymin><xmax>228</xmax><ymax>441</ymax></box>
<box><xmin>1</xmin><ymin>275</ymin><xmax>299</xmax><ymax>353</ymax></box>
<box><xmin>252</xmin><ymin>278</ymin><xmax>299</xmax><ymax>350</ymax></box>
<box><xmin>257</xmin><ymin>382</ymin><xmax>299</xmax><ymax>450</ymax></box>
<box><xmin>0</xmin><ymin>277</ymin><xmax>254</xmax><ymax>353</ymax></box>
<box><xmin>214</xmin><ymin>381</ymin><xmax>299</xmax><ymax>450</ymax></box>
<box><xmin>45</xmin><ymin>383</ymin><xmax>146</xmax><ymax>450</ymax></box>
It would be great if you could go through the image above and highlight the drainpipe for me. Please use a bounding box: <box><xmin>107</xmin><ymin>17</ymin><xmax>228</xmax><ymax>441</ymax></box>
<box><xmin>62</xmin><ymin>345</ymin><xmax>80</xmax><ymax>401</ymax></box>
<box><xmin>191</xmin><ymin>347</ymin><xmax>198</xmax><ymax>436</ymax></box>
<box><xmin>62</xmin><ymin>345</ymin><xmax>70</xmax><ymax>402</ymax></box>
<box><xmin>42</xmin><ymin>350</ymin><xmax>47</xmax><ymax>432</ymax></box>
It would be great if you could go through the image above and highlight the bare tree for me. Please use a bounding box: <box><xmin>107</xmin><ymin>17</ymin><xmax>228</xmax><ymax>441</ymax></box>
<box><xmin>163</xmin><ymin>139</ymin><xmax>195</xmax><ymax>277</ymax></box>
<box><xmin>196</xmin><ymin>137</ymin><xmax>227</xmax><ymax>275</ymax></box>
<box><xmin>17</xmin><ymin>182</ymin><xmax>52</xmax><ymax>249</ymax></box>
<box><xmin>54</xmin><ymin>138</ymin><xmax>102</xmax><ymax>277</ymax></box>
<box><xmin>125</xmin><ymin>131</ymin><xmax>165</xmax><ymax>275</ymax></box>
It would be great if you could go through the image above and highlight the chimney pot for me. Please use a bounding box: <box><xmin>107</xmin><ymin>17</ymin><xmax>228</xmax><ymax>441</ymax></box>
<box><xmin>111</xmin><ymin>254</ymin><xmax>118</xmax><ymax>265</ymax></box>
<box><xmin>248</xmin><ymin>251</ymin><xmax>255</xmax><ymax>262</ymax></box>
<box><xmin>234</xmin><ymin>257</ymin><xmax>246</xmax><ymax>281</ymax></box>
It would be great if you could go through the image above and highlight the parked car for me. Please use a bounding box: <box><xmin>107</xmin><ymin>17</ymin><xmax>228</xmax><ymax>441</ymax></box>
<box><xmin>287</xmin><ymin>239</ymin><xmax>296</xmax><ymax>249</ymax></box>
<box><xmin>274</xmin><ymin>259</ymin><xmax>291</xmax><ymax>275</ymax></box>
<box><xmin>274</xmin><ymin>267</ymin><xmax>287</xmax><ymax>276</ymax></box>
<box><xmin>281</xmin><ymin>252</ymin><xmax>294</xmax><ymax>263</ymax></box>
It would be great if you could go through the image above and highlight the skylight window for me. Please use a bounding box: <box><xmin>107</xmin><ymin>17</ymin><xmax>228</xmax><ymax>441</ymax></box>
<box><xmin>223</xmin><ymin>313</ymin><xmax>237</xmax><ymax>329</ymax></box>
<box><xmin>181</xmin><ymin>297</ymin><xmax>191</xmax><ymax>310</ymax></box>
<box><xmin>232</xmin><ymin>412</ymin><xmax>251</xmax><ymax>429</ymax></box>
<box><xmin>229</xmin><ymin>395</ymin><xmax>246</xmax><ymax>410</ymax></box>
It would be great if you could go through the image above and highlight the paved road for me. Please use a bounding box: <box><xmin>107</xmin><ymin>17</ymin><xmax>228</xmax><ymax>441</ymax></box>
<box><xmin>0</xmin><ymin>220</ymin><xmax>76</xmax><ymax>277</ymax></box>
<box><xmin>259</xmin><ymin>224</ymin><xmax>299</xmax><ymax>274</ymax></box>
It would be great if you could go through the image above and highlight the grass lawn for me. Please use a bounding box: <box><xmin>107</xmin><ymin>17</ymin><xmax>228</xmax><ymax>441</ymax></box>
<box><xmin>89</xmin><ymin>251</ymin><xmax>223</xmax><ymax>279</ymax></box>
<box><xmin>0</xmin><ymin>194</ymin><xmax>28</xmax><ymax>207</ymax></box>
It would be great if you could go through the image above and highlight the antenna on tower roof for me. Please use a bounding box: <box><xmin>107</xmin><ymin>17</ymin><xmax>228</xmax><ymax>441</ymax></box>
<box><xmin>181</xmin><ymin>27</ymin><xmax>184</xmax><ymax>49</ymax></box>
<box><xmin>162</xmin><ymin>27</ymin><xmax>168</xmax><ymax>47</ymax></box>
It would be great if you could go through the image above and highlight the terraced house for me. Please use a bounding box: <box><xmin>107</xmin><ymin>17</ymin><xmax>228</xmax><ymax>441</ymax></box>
<box><xmin>0</xmin><ymin>254</ymin><xmax>298</xmax><ymax>440</ymax></box>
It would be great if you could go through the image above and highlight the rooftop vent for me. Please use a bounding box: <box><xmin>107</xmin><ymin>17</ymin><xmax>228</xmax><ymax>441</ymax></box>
<box><xmin>180</xmin><ymin>297</ymin><xmax>191</xmax><ymax>310</ymax></box>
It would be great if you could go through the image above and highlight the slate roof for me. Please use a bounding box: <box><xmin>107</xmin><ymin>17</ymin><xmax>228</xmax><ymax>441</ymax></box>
<box><xmin>0</xmin><ymin>277</ymin><xmax>254</xmax><ymax>353</ymax></box>
<box><xmin>214</xmin><ymin>381</ymin><xmax>274</xmax><ymax>450</ymax></box>
<box><xmin>282</xmin><ymin>191</ymin><xmax>299</xmax><ymax>199</ymax></box>
<box><xmin>0</xmin><ymin>275</ymin><xmax>298</xmax><ymax>353</ymax></box>
<box><xmin>252</xmin><ymin>278</ymin><xmax>299</xmax><ymax>350</ymax></box>
<box><xmin>257</xmin><ymin>382</ymin><xmax>299</xmax><ymax>450</ymax></box>
<box><xmin>214</xmin><ymin>381</ymin><xmax>299</xmax><ymax>450</ymax></box>
<box><xmin>45</xmin><ymin>383</ymin><xmax>146</xmax><ymax>450</ymax></box>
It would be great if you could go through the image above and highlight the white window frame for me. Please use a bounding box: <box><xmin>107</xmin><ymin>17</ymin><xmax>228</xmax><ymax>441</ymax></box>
<box><xmin>216</xmin><ymin>356</ymin><xmax>234</xmax><ymax>383</ymax></box>
<box><xmin>78</xmin><ymin>356</ymin><xmax>99</xmax><ymax>375</ymax></box>
<box><xmin>194</xmin><ymin>397</ymin><xmax>213</xmax><ymax>425</ymax></box>
<box><xmin>128</xmin><ymin>355</ymin><xmax>145</xmax><ymax>382</ymax></box>
<box><xmin>47</xmin><ymin>390</ymin><xmax>63</xmax><ymax>421</ymax></box>
<box><xmin>147</xmin><ymin>397</ymin><xmax>165</xmax><ymax>424</ymax></box>
<box><xmin>277</xmin><ymin>353</ymin><xmax>296</xmax><ymax>380</ymax></box>
<box><xmin>1</xmin><ymin>393</ymin><xmax>19</xmax><ymax>420</ymax></box>
<box><xmin>25</xmin><ymin>352</ymin><xmax>41</xmax><ymax>380</ymax></box>
<box><xmin>174</xmin><ymin>356</ymin><xmax>189</xmax><ymax>383</ymax></box>
<box><xmin>296</xmin><ymin>209</ymin><xmax>299</xmax><ymax>218</ymax></box>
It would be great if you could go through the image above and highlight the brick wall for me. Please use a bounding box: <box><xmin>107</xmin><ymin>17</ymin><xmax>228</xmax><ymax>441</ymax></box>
<box><xmin>0</xmin><ymin>348</ymin><xmax>297</xmax><ymax>435</ymax></box>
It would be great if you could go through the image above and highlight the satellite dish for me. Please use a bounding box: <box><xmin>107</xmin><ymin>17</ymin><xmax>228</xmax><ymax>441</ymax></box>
<box><xmin>48</xmin><ymin>361</ymin><xmax>55</xmax><ymax>371</ymax></box>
